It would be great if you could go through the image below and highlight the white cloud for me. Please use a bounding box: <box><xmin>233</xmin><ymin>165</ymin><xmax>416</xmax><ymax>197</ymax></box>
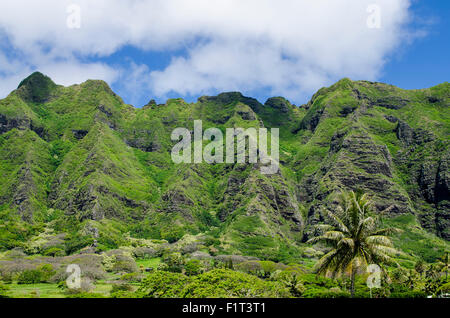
<box><xmin>0</xmin><ymin>49</ymin><xmax>118</xmax><ymax>98</ymax></box>
<box><xmin>117</xmin><ymin>61</ymin><xmax>153</xmax><ymax>106</ymax></box>
<box><xmin>38</xmin><ymin>60</ymin><xmax>119</xmax><ymax>87</ymax></box>
<box><xmin>0</xmin><ymin>0</ymin><xmax>415</xmax><ymax>103</ymax></box>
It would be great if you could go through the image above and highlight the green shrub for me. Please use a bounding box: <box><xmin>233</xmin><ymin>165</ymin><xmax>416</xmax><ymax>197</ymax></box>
<box><xmin>17</xmin><ymin>270</ymin><xmax>42</xmax><ymax>284</ymax></box>
<box><xmin>112</xmin><ymin>255</ymin><xmax>138</xmax><ymax>273</ymax></box>
<box><xmin>235</xmin><ymin>261</ymin><xmax>263</xmax><ymax>275</ymax></box>
<box><xmin>0</xmin><ymin>281</ymin><xmax>10</xmax><ymax>298</ymax></box>
<box><xmin>390</xmin><ymin>291</ymin><xmax>427</xmax><ymax>298</ymax></box>
<box><xmin>110</xmin><ymin>290</ymin><xmax>140</xmax><ymax>298</ymax></box>
<box><xmin>259</xmin><ymin>261</ymin><xmax>278</xmax><ymax>275</ymax></box>
<box><xmin>181</xmin><ymin>269</ymin><xmax>287</xmax><ymax>298</ymax></box>
<box><xmin>162</xmin><ymin>252</ymin><xmax>185</xmax><ymax>273</ymax></box>
<box><xmin>133</xmin><ymin>247</ymin><xmax>156</xmax><ymax>259</ymax></box>
<box><xmin>17</xmin><ymin>264</ymin><xmax>55</xmax><ymax>284</ymax></box>
<box><xmin>0</xmin><ymin>272</ymin><xmax>13</xmax><ymax>284</ymax></box>
<box><xmin>303</xmin><ymin>288</ymin><xmax>350</xmax><ymax>298</ymax></box>
<box><xmin>43</xmin><ymin>247</ymin><xmax>65</xmax><ymax>257</ymax></box>
<box><xmin>121</xmin><ymin>272</ymin><xmax>143</xmax><ymax>283</ymax></box>
<box><xmin>160</xmin><ymin>227</ymin><xmax>184</xmax><ymax>243</ymax></box>
<box><xmin>65</xmin><ymin>292</ymin><xmax>106</xmax><ymax>298</ymax></box>
<box><xmin>185</xmin><ymin>259</ymin><xmax>203</xmax><ymax>276</ymax></box>
<box><xmin>139</xmin><ymin>271</ymin><xmax>192</xmax><ymax>298</ymax></box>
<box><xmin>203</xmin><ymin>237</ymin><xmax>220</xmax><ymax>247</ymax></box>
<box><xmin>437</xmin><ymin>282</ymin><xmax>450</xmax><ymax>294</ymax></box>
<box><xmin>272</xmin><ymin>271</ymin><xmax>305</xmax><ymax>297</ymax></box>
<box><xmin>138</xmin><ymin>269</ymin><xmax>288</xmax><ymax>298</ymax></box>
<box><xmin>65</xmin><ymin>234</ymin><xmax>93</xmax><ymax>255</ymax></box>
<box><xmin>37</xmin><ymin>264</ymin><xmax>56</xmax><ymax>282</ymax></box>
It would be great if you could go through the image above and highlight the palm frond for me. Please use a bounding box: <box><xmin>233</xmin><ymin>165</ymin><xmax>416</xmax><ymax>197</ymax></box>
<box><xmin>323</xmin><ymin>209</ymin><xmax>350</xmax><ymax>234</ymax></box>
<box><xmin>307</xmin><ymin>234</ymin><xmax>341</xmax><ymax>246</ymax></box>
<box><xmin>338</xmin><ymin>237</ymin><xmax>355</xmax><ymax>249</ymax></box>
<box><xmin>366</xmin><ymin>235</ymin><xmax>394</xmax><ymax>247</ymax></box>
<box><xmin>370</xmin><ymin>227</ymin><xmax>402</xmax><ymax>236</ymax></box>
<box><xmin>314</xmin><ymin>250</ymin><xmax>339</xmax><ymax>275</ymax></box>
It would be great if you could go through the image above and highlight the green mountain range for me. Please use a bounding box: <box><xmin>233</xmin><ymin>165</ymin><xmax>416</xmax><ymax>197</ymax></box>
<box><xmin>0</xmin><ymin>72</ymin><xmax>448</xmax><ymax>263</ymax></box>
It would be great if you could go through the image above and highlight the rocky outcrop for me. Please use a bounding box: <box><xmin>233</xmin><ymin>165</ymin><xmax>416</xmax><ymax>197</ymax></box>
<box><xmin>221</xmin><ymin>163</ymin><xmax>304</xmax><ymax>237</ymax></box>
<box><xmin>430</xmin><ymin>152</ymin><xmax>450</xmax><ymax>240</ymax></box>
<box><xmin>302</xmin><ymin>129</ymin><xmax>412</xmax><ymax>226</ymax></box>
<box><xmin>339</xmin><ymin>132</ymin><xmax>394</xmax><ymax>178</ymax></box>
<box><xmin>12</xmin><ymin>166</ymin><xmax>35</xmax><ymax>222</ymax></box>
<box><xmin>418</xmin><ymin>162</ymin><xmax>439</xmax><ymax>203</ymax></box>
<box><xmin>162</xmin><ymin>189</ymin><xmax>194</xmax><ymax>208</ymax></box>
<box><xmin>72</xmin><ymin>129</ymin><xmax>89</xmax><ymax>140</ymax></box>
<box><xmin>396</xmin><ymin>121</ymin><xmax>435</xmax><ymax>146</ymax></box>
<box><xmin>435</xmin><ymin>152</ymin><xmax>450</xmax><ymax>204</ymax></box>
<box><xmin>0</xmin><ymin>114</ymin><xmax>31</xmax><ymax>134</ymax></box>
<box><xmin>125</xmin><ymin>137</ymin><xmax>161</xmax><ymax>152</ymax></box>
<box><xmin>339</xmin><ymin>105</ymin><xmax>358</xmax><ymax>117</ymax></box>
<box><xmin>0</xmin><ymin>114</ymin><xmax>46</xmax><ymax>139</ymax></box>
<box><xmin>370</xmin><ymin>96</ymin><xmax>410</xmax><ymax>110</ymax></box>
<box><xmin>265</xmin><ymin>97</ymin><xmax>292</xmax><ymax>113</ymax></box>
<box><xmin>299</xmin><ymin>107</ymin><xmax>324</xmax><ymax>132</ymax></box>
<box><xmin>396</xmin><ymin>121</ymin><xmax>415</xmax><ymax>146</ymax></box>
<box><xmin>235</xmin><ymin>103</ymin><xmax>257</xmax><ymax>121</ymax></box>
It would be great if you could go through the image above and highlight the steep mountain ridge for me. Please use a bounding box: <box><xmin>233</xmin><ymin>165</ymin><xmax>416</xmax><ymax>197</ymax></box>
<box><xmin>0</xmin><ymin>72</ymin><xmax>448</xmax><ymax>262</ymax></box>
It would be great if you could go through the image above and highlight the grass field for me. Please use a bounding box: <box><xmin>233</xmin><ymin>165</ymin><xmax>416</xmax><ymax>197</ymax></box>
<box><xmin>7</xmin><ymin>280</ymin><xmax>118</xmax><ymax>298</ymax></box>
<box><xmin>136</xmin><ymin>257</ymin><xmax>161</xmax><ymax>269</ymax></box>
<box><xmin>8</xmin><ymin>283</ymin><xmax>65</xmax><ymax>298</ymax></box>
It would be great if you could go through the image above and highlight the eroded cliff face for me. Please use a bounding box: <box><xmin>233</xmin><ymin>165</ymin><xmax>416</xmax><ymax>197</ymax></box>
<box><xmin>0</xmin><ymin>73</ymin><xmax>448</xmax><ymax>257</ymax></box>
<box><xmin>291</xmin><ymin>79</ymin><xmax>449</xmax><ymax>240</ymax></box>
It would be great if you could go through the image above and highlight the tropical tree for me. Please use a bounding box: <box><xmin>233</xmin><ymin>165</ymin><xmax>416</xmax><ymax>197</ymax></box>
<box><xmin>414</xmin><ymin>259</ymin><xmax>426</xmax><ymax>277</ymax></box>
<box><xmin>424</xmin><ymin>264</ymin><xmax>441</xmax><ymax>296</ymax></box>
<box><xmin>424</xmin><ymin>264</ymin><xmax>440</xmax><ymax>283</ymax></box>
<box><xmin>391</xmin><ymin>267</ymin><xmax>407</xmax><ymax>284</ymax></box>
<box><xmin>436</xmin><ymin>252</ymin><xmax>449</xmax><ymax>280</ymax></box>
<box><xmin>307</xmin><ymin>190</ymin><xmax>400</xmax><ymax>297</ymax></box>
<box><xmin>404</xmin><ymin>269</ymin><xmax>418</xmax><ymax>289</ymax></box>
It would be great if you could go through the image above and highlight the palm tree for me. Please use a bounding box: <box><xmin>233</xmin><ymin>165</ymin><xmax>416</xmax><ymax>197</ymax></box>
<box><xmin>415</xmin><ymin>259</ymin><xmax>426</xmax><ymax>277</ymax></box>
<box><xmin>307</xmin><ymin>190</ymin><xmax>400</xmax><ymax>297</ymax></box>
<box><xmin>425</xmin><ymin>263</ymin><xmax>439</xmax><ymax>281</ymax></box>
<box><xmin>404</xmin><ymin>269</ymin><xmax>418</xmax><ymax>289</ymax></box>
<box><xmin>391</xmin><ymin>267</ymin><xmax>406</xmax><ymax>283</ymax></box>
<box><xmin>424</xmin><ymin>264</ymin><xmax>441</xmax><ymax>296</ymax></box>
<box><xmin>436</xmin><ymin>252</ymin><xmax>449</xmax><ymax>280</ymax></box>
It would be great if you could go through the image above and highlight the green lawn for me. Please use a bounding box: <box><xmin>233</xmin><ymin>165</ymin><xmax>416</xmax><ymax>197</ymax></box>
<box><xmin>136</xmin><ymin>257</ymin><xmax>161</xmax><ymax>269</ymax></box>
<box><xmin>7</xmin><ymin>283</ymin><xmax>65</xmax><ymax>298</ymax></box>
<box><xmin>7</xmin><ymin>281</ymin><xmax>114</xmax><ymax>298</ymax></box>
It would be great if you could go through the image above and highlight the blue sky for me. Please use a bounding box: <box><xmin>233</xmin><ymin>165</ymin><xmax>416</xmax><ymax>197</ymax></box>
<box><xmin>0</xmin><ymin>0</ymin><xmax>448</xmax><ymax>107</ymax></box>
<box><xmin>379</xmin><ymin>0</ymin><xmax>450</xmax><ymax>90</ymax></box>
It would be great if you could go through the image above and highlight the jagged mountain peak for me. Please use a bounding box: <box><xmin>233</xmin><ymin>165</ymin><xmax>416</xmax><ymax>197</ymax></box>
<box><xmin>17</xmin><ymin>71</ymin><xmax>55</xmax><ymax>89</ymax></box>
<box><xmin>16</xmin><ymin>71</ymin><xmax>58</xmax><ymax>103</ymax></box>
<box><xmin>198</xmin><ymin>91</ymin><xmax>262</xmax><ymax>112</ymax></box>
<box><xmin>264</xmin><ymin>97</ymin><xmax>295</xmax><ymax>112</ymax></box>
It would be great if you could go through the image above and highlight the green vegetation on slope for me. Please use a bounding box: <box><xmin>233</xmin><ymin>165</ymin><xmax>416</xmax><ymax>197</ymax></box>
<box><xmin>0</xmin><ymin>72</ymin><xmax>448</xmax><ymax>299</ymax></box>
